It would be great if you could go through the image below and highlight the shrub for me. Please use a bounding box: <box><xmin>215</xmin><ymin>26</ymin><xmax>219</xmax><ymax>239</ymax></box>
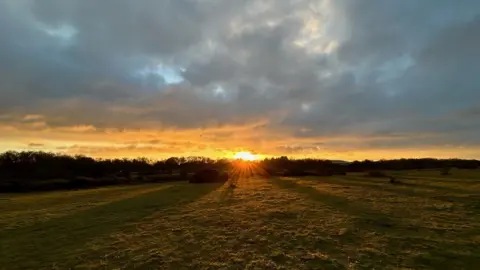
<box><xmin>0</xmin><ymin>179</ymin><xmax>27</xmax><ymax>192</ymax></box>
<box><xmin>389</xmin><ymin>176</ymin><xmax>398</xmax><ymax>184</ymax></box>
<box><xmin>316</xmin><ymin>169</ymin><xmax>335</xmax><ymax>176</ymax></box>
<box><xmin>144</xmin><ymin>174</ymin><xmax>183</xmax><ymax>183</ymax></box>
<box><xmin>190</xmin><ymin>169</ymin><xmax>228</xmax><ymax>184</ymax></box>
<box><xmin>69</xmin><ymin>176</ymin><xmax>95</xmax><ymax>189</ymax></box>
<box><xmin>254</xmin><ymin>169</ymin><xmax>272</xmax><ymax>178</ymax></box>
<box><xmin>264</xmin><ymin>168</ymin><xmax>278</xmax><ymax>177</ymax></box>
<box><xmin>366</xmin><ymin>171</ymin><xmax>388</xmax><ymax>178</ymax></box>
<box><xmin>107</xmin><ymin>176</ymin><xmax>126</xmax><ymax>185</ymax></box>
<box><xmin>219</xmin><ymin>172</ymin><xmax>229</xmax><ymax>182</ymax></box>
<box><xmin>31</xmin><ymin>178</ymin><xmax>70</xmax><ymax>191</ymax></box>
<box><xmin>441</xmin><ymin>167</ymin><xmax>451</xmax><ymax>175</ymax></box>
<box><xmin>283</xmin><ymin>169</ymin><xmax>322</xmax><ymax>177</ymax></box>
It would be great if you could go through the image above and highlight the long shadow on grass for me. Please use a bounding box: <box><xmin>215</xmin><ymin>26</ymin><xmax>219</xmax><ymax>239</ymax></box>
<box><xmin>385</xmin><ymin>234</ymin><xmax>480</xmax><ymax>269</ymax></box>
<box><xmin>0</xmin><ymin>183</ymin><xmax>221</xmax><ymax>269</ymax></box>
<box><xmin>399</xmin><ymin>174</ymin><xmax>479</xmax><ymax>187</ymax></box>
<box><xmin>270</xmin><ymin>176</ymin><xmax>436</xmax><ymax>266</ymax></box>
<box><xmin>218</xmin><ymin>185</ymin><xmax>236</xmax><ymax>203</ymax></box>
<box><xmin>301</xmin><ymin>176</ymin><xmax>475</xmax><ymax>208</ymax></box>
<box><xmin>402</xmin><ymin>179</ymin><xmax>475</xmax><ymax>194</ymax></box>
<box><xmin>272</xmin><ymin>177</ymin><xmax>480</xmax><ymax>268</ymax></box>
<box><xmin>305</xmin><ymin>176</ymin><xmax>455</xmax><ymax>202</ymax></box>
<box><xmin>271</xmin><ymin>178</ymin><xmax>396</xmax><ymax>228</ymax></box>
<box><xmin>341</xmin><ymin>175</ymin><xmax>473</xmax><ymax>196</ymax></box>
<box><xmin>392</xmin><ymin>172</ymin><xmax>480</xmax><ymax>183</ymax></box>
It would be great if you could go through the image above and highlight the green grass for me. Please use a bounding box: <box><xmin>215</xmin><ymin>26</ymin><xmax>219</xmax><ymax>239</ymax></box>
<box><xmin>1</xmin><ymin>170</ymin><xmax>479</xmax><ymax>269</ymax></box>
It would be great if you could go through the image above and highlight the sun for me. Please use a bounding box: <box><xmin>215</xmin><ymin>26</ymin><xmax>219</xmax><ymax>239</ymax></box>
<box><xmin>233</xmin><ymin>151</ymin><xmax>258</xmax><ymax>161</ymax></box>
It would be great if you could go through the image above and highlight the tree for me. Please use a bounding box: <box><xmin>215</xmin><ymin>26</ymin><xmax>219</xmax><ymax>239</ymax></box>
<box><xmin>165</xmin><ymin>157</ymin><xmax>180</xmax><ymax>174</ymax></box>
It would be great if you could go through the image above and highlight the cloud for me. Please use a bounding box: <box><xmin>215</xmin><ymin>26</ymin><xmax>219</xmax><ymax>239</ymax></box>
<box><xmin>0</xmin><ymin>0</ymin><xmax>479</xmax><ymax>159</ymax></box>
<box><xmin>27</xmin><ymin>143</ymin><xmax>45</xmax><ymax>148</ymax></box>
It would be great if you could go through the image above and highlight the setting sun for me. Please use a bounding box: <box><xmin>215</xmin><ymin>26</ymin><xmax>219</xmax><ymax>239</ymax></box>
<box><xmin>233</xmin><ymin>151</ymin><xmax>258</xmax><ymax>161</ymax></box>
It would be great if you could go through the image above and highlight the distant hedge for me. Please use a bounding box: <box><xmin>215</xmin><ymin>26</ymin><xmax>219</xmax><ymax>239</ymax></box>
<box><xmin>0</xmin><ymin>151</ymin><xmax>478</xmax><ymax>192</ymax></box>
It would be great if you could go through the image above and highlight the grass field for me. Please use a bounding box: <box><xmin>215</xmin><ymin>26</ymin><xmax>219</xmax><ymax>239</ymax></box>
<box><xmin>1</xmin><ymin>169</ymin><xmax>480</xmax><ymax>269</ymax></box>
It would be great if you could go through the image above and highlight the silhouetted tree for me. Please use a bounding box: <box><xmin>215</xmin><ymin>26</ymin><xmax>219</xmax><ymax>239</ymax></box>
<box><xmin>1</xmin><ymin>151</ymin><xmax>479</xmax><ymax>193</ymax></box>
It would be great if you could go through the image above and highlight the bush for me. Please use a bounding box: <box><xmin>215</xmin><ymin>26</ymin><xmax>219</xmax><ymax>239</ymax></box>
<box><xmin>220</xmin><ymin>172</ymin><xmax>229</xmax><ymax>182</ymax></box>
<box><xmin>31</xmin><ymin>178</ymin><xmax>71</xmax><ymax>191</ymax></box>
<box><xmin>282</xmin><ymin>169</ymin><xmax>311</xmax><ymax>177</ymax></box>
<box><xmin>190</xmin><ymin>169</ymin><xmax>228</xmax><ymax>184</ymax></box>
<box><xmin>366</xmin><ymin>171</ymin><xmax>388</xmax><ymax>178</ymax></box>
<box><xmin>145</xmin><ymin>174</ymin><xmax>185</xmax><ymax>183</ymax></box>
<box><xmin>104</xmin><ymin>176</ymin><xmax>125</xmax><ymax>185</ymax></box>
<box><xmin>316</xmin><ymin>169</ymin><xmax>334</xmax><ymax>176</ymax></box>
<box><xmin>0</xmin><ymin>180</ymin><xmax>26</xmax><ymax>192</ymax></box>
<box><xmin>69</xmin><ymin>176</ymin><xmax>95</xmax><ymax>189</ymax></box>
<box><xmin>441</xmin><ymin>167</ymin><xmax>451</xmax><ymax>175</ymax></box>
<box><xmin>264</xmin><ymin>168</ymin><xmax>278</xmax><ymax>177</ymax></box>
<box><xmin>389</xmin><ymin>176</ymin><xmax>399</xmax><ymax>184</ymax></box>
<box><xmin>254</xmin><ymin>169</ymin><xmax>272</xmax><ymax>178</ymax></box>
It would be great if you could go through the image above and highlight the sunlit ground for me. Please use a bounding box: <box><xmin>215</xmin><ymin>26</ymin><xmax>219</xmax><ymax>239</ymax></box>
<box><xmin>1</xmin><ymin>169</ymin><xmax>480</xmax><ymax>269</ymax></box>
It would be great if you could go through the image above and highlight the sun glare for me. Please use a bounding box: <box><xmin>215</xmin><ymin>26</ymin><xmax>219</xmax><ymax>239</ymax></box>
<box><xmin>233</xmin><ymin>151</ymin><xmax>258</xmax><ymax>161</ymax></box>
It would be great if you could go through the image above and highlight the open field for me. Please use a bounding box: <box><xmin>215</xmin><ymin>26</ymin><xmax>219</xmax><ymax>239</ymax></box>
<box><xmin>1</xmin><ymin>169</ymin><xmax>480</xmax><ymax>269</ymax></box>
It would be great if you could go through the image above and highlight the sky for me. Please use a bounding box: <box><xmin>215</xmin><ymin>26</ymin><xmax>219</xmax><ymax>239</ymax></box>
<box><xmin>0</xmin><ymin>0</ymin><xmax>479</xmax><ymax>160</ymax></box>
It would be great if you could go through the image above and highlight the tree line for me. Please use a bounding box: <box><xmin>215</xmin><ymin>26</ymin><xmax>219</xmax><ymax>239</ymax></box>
<box><xmin>0</xmin><ymin>151</ymin><xmax>478</xmax><ymax>192</ymax></box>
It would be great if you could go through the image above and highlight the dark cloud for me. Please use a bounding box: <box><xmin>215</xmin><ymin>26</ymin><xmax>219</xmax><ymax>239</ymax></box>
<box><xmin>1</xmin><ymin>0</ymin><xmax>480</xmax><ymax>156</ymax></box>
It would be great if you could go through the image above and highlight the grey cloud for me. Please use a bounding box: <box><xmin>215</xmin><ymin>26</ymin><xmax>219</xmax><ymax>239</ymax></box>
<box><xmin>1</xmin><ymin>0</ymin><xmax>213</xmax><ymax>107</ymax></box>
<box><xmin>1</xmin><ymin>0</ymin><xmax>480</xmax><ymax>153</ymax></box>
<box><xmin>337</xmin><ymin>0</ymin><xmax>479</xmax><ymax>66</ymax></box>
<box><xmin>32</xmin><ymin>0</ymin><xmax>207</xmax><ymax>55</ymax></box>
<box><xmin>279</xmin><ymin>5</ymin><xmax>480</xmax><ymax>144</ymax></box>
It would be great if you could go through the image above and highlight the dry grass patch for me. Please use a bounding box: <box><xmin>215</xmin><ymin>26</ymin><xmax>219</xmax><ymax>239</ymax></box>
<box><xmin>1</xmin><ymin>170</ymin><xmax>479</xmax><ymax>269</ymax></box>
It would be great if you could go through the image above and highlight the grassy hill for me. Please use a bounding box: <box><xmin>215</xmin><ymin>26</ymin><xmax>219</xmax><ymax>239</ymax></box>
<box><xmin>1</xmin><ymin>170</ymin><xmax>479</xmax><ymax>269</ymax></box>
